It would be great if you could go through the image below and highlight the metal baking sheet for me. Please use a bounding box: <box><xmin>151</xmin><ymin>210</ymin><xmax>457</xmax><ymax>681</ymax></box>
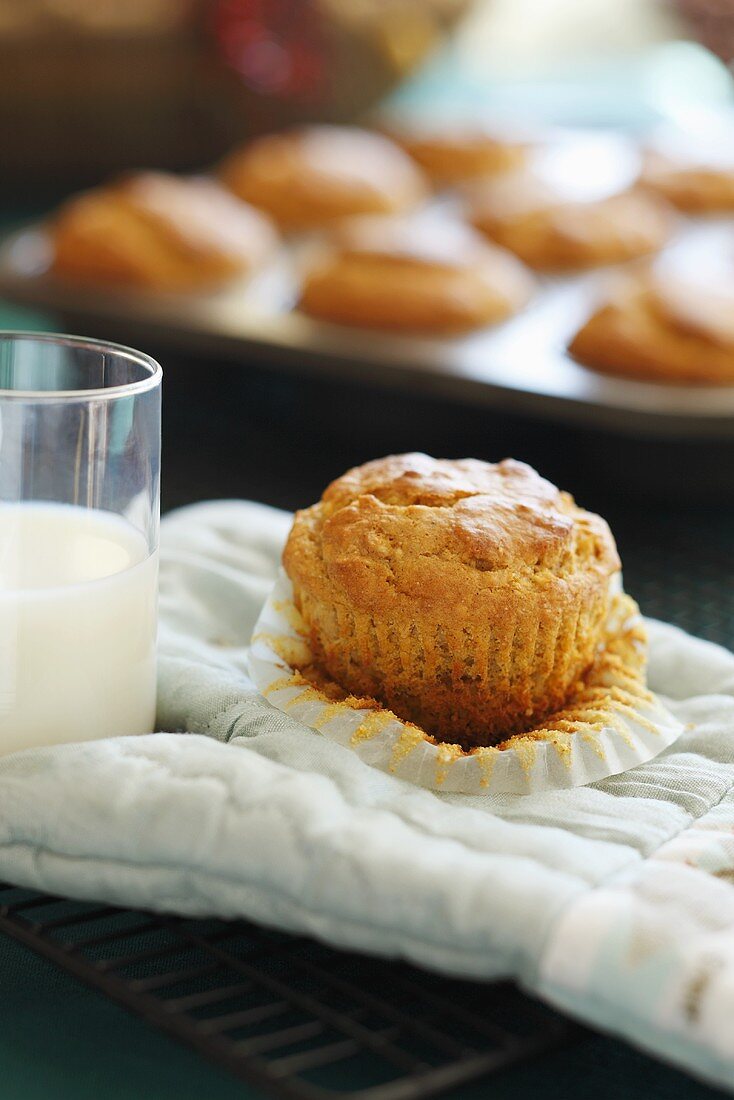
<box><xmin>2</xmin><ymin>166</ymin><xmax>734</xmax><ymax>440</ymax></box>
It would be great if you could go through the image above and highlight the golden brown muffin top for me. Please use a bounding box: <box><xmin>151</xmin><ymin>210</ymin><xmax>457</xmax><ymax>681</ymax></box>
<box><xmin>123</xmin><ymin>173</ymin><xmax>276</xmax><ymax>257</ymax></box>
<box><xmin>642</xmin><ymin>147</ymin><xmax>734</xmax><ymax>179</ymax></box>
<box><xmin>468</xmin><ymin>171</ymin><xmax>667</xmax><ymax>226</ymax></box>
<box><xmin>284</xmin><ymin>454</ymin><xmax>619</xmax><ymax>614</ymax></box>
<box><xmin>568</xmin><ymin>270</ymin><xmax>734</xmax><ymax>386</ymax></box>
<box><xmin>637</xmin><ymin>148</ymin><xmax>734</xmax><ymax>213</ymax></box>
<box><xmin>220</xmin><ymin>125</ymin><xmax>428</xmax><ymax>228</ymax></box>
<box><xmin>577</xmin><ymin>267</ymin><xmax>734</xmax><ymax>348</ymax></box>
<box><xmin>298</xmin><ymin>219</ymin><xmax>534</xmax><ymax>335</ymax></box>
<box><xmin>384</xmin><ymin>120</ymin><xmax>530</xmax><ymax>183</ymax></box>
<box><xmin>116</xmin><ymin>173</ymin><xmax>277</xmax><ymax>264</ymax></box>
<box><xmin>319</xmin><ymin>214</ymin><xmax>535</xmax><ymax>301</ymax></box>
<box><xmin>54</xmin><ymin>172</ymin><xmax>277</xmax><ymax>269</ymax></box>
<box><xmin>332</xmin><ymin>214</ymin><xmax>519</xmax><ymax>271</ymax></box>
<box><xmin>649</xmin><ymin>272</ymin><xmax>734</xmax><ymax>348</ymax></box>
<box><xmin>466</xmin><ymin>172</ymin><xmax>561</xmax><ymax>219</ymax></box>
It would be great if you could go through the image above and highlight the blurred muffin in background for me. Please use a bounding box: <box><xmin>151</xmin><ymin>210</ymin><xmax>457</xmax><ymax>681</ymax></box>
<box><xmin>640</xmin><ymin>148</ymin><xmax>734</xmax><ymax>212</ymax></box>
<box><xmin>385</xmin><ymin>121</ymin><xmax>530</xmax><ymax>185</ymax></box>
<box><xmin>52</xmin><ymin>172</ymin><xmax>277</xmax><ymax>290</ymax></box>
<box><xmin>219</xmin><ymin>125</ymin><xmax>428</xmax><ymax>230</ymax></box>
<box><xmin>299</xmin><ymin>214</ymin><xmax>534</xmax><ymax>333</ymax></box>
<box><xmin>569</xmin><ymin>269</ymin><xmax>734</xmax><ymax>384</ymax></box>
<box><xmin>467</xmin><ymin>171</ymin><xmax>675</xmax><ymax>271</ymax></box>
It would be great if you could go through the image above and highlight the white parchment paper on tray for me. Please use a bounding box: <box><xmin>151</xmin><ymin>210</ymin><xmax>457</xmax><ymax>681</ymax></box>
<box><xmin>249</xmin><ymin>571</ymin><xmax>683</xmax><ymax>796</ymax></box>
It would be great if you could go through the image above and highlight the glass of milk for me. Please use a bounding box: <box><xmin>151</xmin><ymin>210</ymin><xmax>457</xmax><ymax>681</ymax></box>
<box><xmin>0</xmin><ymin>332</ymin><xmax>162</xmax><ymax>755</ymax></box>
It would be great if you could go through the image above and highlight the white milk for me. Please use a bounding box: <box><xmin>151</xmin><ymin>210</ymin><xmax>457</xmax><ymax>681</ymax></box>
<box><xmin>0</xmin><ymin>503</ymin><xmax>157</xmax><ymax>755</ymax></box>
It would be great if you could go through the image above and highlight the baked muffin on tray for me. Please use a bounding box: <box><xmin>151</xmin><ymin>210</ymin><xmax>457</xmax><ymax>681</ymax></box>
<box><xmin>298</xmin><ymin>215</ymin><xmax>534</xmax><ymax>334</ymax></box>
<box><xmin>51</xmin><ymin>172</ymin><xmax>277</xmax><ymax>291</ymax></box>
<box><xmin>386</xmin><ymin>121</ymin><xmax>529</xmax><ymax>184</ymax></box>
<box><xmin>467</xmin><ymin>171</ymin><xmax>674</xmax><ymax>271</ymax></box>
<box><xmin>283</xmin><ymin>454</ymin><xmax>620</xmax><ymax>748</ymax></box>
<box><xmin>640</xmin><ymin>148</ymin><xmax>734</xmax><ymax>213</ymax></box>
<box><xmin>569</xmin><ymin>270</ymin><xmax>734</xmax><ymax>385</ymax></box>
<box><xmin>219</xmin><ymin>125</ymin><xmax>428</xmax><ymax>230</ymax></box>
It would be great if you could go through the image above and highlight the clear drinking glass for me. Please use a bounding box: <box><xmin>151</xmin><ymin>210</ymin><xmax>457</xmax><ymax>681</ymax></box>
<box><xmin>0</xmin><ymin>332</ymin><xmax>162</xmax><ymax>755</ymax></box>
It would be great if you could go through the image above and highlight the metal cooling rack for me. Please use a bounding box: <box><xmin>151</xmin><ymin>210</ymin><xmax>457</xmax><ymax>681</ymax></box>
<box><xmin>0</xmin><ymin>882</ymin><xmax>576</xmax><ymax>1100</ymax></box>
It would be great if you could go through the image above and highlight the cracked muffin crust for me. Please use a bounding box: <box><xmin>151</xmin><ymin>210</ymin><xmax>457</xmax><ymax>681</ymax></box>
<box><xmin>298</xmin><ymin>215</ymin><xmax>534</xmax><ymax>333</ymax></box>
<box><xmin>51</xmin><ymin>172</ymin><xmax>277</xmax><ymax>290</ymax></box>
<box><xmin>219</xmin><ymin>125</ymin><xmax>428</xmax><ymax>230</ymax></box>
<box><xmin>467</xmin><ymin>173</ymin><xmax>674</xmax><ymax>271</ymax></box>
<box><xmin>569</xmin><ymin>270</ymin><xmax>734</xmax><ymax>385</ymax></box>
<box><xmin>640</xmin><ymin>148</ymin><xmax>734</xmax><ymax>213</ymax></box>
<box><xmin>387</xmin><ymin>124</ymin><xmax>529</xmax><ymax>184</ymax></box>
<box><xmin>283</xmin><ymin>454</ymin><xmax>620</xmax><ymax>747</ymax></box>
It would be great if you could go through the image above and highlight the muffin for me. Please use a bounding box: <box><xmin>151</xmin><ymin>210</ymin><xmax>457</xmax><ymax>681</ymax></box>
<box><xmin>640</xmin><ymin>148</ymin><xmax>734</xmax><ymax>213</ymax></box>
<box><xmin>387</xmin><ymin>122</ymin><xmax>529</xmax><ymax>184</ymax></box>
<box><xmin>283</xmin><ymin>454</ymin><xmax>620</xmax><ymax>748</ymax></box>
<box><xmin>298</xmin><ymin>215</ymin><xmax>534</xmax><ymax>334</ymax></box>
<box><xmin>467</xmin><ymin>172</ymin><xmax>674</xmax><ymax>271</ymax></box>
<box><xmin>51</xmin><ymin>172</ymin><xmax>277</xmax><ymax>290</ymax></box>
<box><xmin>569</xmin><ymin>270</ymin><xmax>734</xmax><ymax>385</ymax></box>
<box><xmin>219</xmin><ymin>125</ymin><xmax>428</xmax><ymax>230</ymax></box>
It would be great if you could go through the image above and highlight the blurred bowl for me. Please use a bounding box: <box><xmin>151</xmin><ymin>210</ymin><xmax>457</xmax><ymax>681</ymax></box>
<box><xmin>209</xmin><ymin>0</ymin><xmax>474</xmax><ymax>132</ymax></box>
<box><xmin>0</xmin><ymin>0</ymin><xmax>473</xmax><ymax>196</ymax></box>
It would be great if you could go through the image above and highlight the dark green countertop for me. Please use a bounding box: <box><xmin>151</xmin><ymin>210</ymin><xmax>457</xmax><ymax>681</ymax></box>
<box><xmin>2</xmin><ymin>932</ymin><xmax>728</xmax><ymax>1100</ymax></box>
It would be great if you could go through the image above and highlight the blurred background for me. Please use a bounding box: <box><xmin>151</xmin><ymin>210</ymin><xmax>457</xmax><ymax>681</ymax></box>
<box><xmin>2</xmin><ymin>0</ymin><xmax>732</xmax><ymax>194</ymax></box>
<box><xmin>1</xmin><ymin>0</ymin><xmax>733</xmax><ymax>646</ymax></box>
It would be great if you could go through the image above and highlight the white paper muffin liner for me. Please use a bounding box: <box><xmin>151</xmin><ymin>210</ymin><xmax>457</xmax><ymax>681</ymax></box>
<box><xmin>249</xmin><ymin>571</ymin><xmax>684</xmax><ymax>795</ymax></box>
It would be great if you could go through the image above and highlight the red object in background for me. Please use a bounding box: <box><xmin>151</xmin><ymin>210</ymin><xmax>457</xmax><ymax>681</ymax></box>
<box><xmin>210</xmin><ymin>0</ymin><xmax>330</xmax><ymax>104</ymax></box>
